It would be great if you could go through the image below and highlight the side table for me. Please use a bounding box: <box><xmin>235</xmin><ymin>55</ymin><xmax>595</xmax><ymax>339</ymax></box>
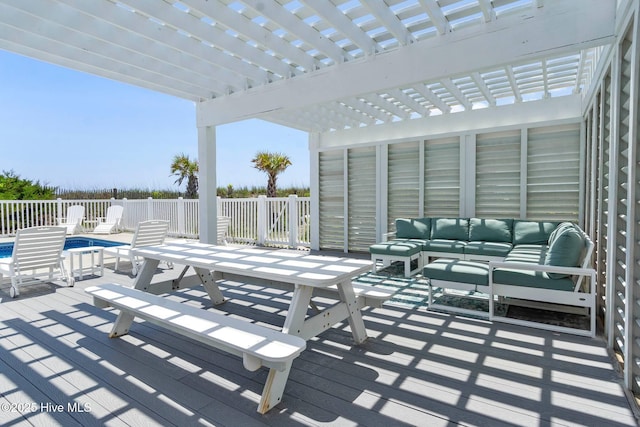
<box><xmin>68</xmin><ymin>246</ymin><xmax>104</xmax><ymax>280</ymax></box>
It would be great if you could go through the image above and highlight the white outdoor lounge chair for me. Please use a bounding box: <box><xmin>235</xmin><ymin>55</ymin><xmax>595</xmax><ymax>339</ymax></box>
<box><xmin>93</xmin><ymin>205</ymin><xmax>124</xmax><ymax>234</ymax></box>
<box><xmin>217</xmin><ymin>216</ymin><xmax>231</xmax><ymax>245</ymax></box>
<box><xmin>0</xmin><ymin>226</ymin><xmax>73</xmax><ymax>298</ymax></box>
<box><xmin>57</xmin><ymin>205</ymin><xmax>85</xmax><ymax>235</ymax></box>
<box><xmin>103</xmin><ymin>220</ymin><xmax>170</xmax><ymax>276</ymax></box>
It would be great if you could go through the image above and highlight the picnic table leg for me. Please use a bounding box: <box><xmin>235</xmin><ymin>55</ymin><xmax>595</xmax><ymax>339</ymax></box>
<box><xmin>106</xmin><ymin>258</ymin><xmax>161</xmax><ymax>338</ymax></box>
<box><xmin>109</xmin><ymin>311</ymin><xmax>136</xmax><ymax>338</ymax></box>
<box><xmin>282</xmin><ymin>284</ymin><xmax>314</xmax><ymax>337</ymax></box>
<box><xmin>194</xmin><ymin>267</ymin><xmax>226</xmax><ymax>305</ymax></box>
<box><xmin>257</xmin><ymin>362</ymin><xmax>293</xmax><ymax>414</ymax></box>
<box><xmin>336</xmin><ymin>280</ymin><xmax>368</xmax><ymax>344</ymax></box>
<box><xmin>132</xmin><ymin>259</ymin><xmax>160</xmax><ymax>292</ymax></box>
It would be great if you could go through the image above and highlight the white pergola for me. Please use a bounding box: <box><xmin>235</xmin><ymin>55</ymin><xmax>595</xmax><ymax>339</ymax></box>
<box><xmin>0</xmin><ymin>0</ymin><xmax>615</xmax><ymax>241</ymax></box>
<box><xmin>5</xmin><ymin>0</ymin><xmax>640</xmax><ymax>403</ymax></box>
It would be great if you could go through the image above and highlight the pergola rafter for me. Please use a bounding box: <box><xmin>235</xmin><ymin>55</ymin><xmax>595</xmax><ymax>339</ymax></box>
<box><xmin>0</xmin><ymin>0</ymin><xmax>616</xmax><ymax>131</ymax></box>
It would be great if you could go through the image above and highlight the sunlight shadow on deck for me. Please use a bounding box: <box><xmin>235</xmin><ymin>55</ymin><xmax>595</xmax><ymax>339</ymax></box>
<box><xmin>0</xmin><ymin>273</ymin><xmax>636</xmax><ymax>426</ymax></box>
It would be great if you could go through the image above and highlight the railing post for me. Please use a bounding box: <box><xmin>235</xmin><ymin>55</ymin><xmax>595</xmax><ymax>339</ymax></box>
<box><xmin>257</xmin><ymin>195</ymin><xmax>267</xmax><ymax>246</ymax></box>
<box><xmin>121</xmin><ymin>198</ymin><xmax>129</xmax><ymax>230</ymax></box>
<box><xmin>56</xmin><ymin>198</ymin><xmax>63</xmax><ymax>225</ymax></box>
<box><xmin>177</xmin><ymin>197</ymin><xmax>185</xmax><ymax>237</ymax></box>
<box><xmin>288</xmin><ymin>195</ymin><xmax>298</xmax><ymax>248</ymax></box>
<box><xmin>147</xmin><ymin>197</ymin><xmax>153</xmax><ymax>220</ymax></box>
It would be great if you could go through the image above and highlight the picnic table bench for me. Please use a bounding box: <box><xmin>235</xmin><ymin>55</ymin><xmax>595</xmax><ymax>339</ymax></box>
<box><xmin>86</xmin><ymin>283</ymin><xmax>307</xmax><ymax>414</ymax></box>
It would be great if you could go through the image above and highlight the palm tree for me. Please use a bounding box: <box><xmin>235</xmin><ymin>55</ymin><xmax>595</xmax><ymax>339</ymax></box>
<box><xmin>251</xmin><ymin>151</ymin><xmax>292</xmax><ymax>197</ymax></box>
<box><xmin>170</xmin><ymin>153</ymin><xmax>199</xmax><ymax>198</ymax></box>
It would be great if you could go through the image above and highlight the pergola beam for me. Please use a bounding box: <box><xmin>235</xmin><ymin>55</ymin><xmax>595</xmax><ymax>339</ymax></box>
<box><xmin>302</xmin><ymin>0</ymin><xmax>378</xmax><ymax>56</ymax></box>
<box><xmin>182</xmin><ymin>0</ymin><xmax>317</xmax><ymax>73</ymax></box>
<box><xmin>240</xmin><ymin>0</ymin><xmax>348</xmax><ymax>65</ymax></box>
<box><xmin>419</xmin><ymin>0</ymin><xmax>450</xmax><ymax>34</ymax></box>
<box><xmin>197</xmin><ymin>0</ymin><xmax>614</xmax><ymax>127</ymax></box>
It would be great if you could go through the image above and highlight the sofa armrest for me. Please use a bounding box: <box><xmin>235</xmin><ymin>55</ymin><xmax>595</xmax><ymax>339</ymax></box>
<box><xmin>383</xmin><ymin>231</ymin><xmax>397</xmax><ymax>240</ymax></box>
<box><xmin>488</xmin><ymin>261</ymin><xmax>596</xmax><ymax>292</ymax></box>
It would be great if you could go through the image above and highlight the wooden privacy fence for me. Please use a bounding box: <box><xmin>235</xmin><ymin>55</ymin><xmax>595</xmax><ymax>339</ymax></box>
<box><xmin>0</xmin><ymin>196</ymin><xmax>311</xmax><ymax>249</ymax></box>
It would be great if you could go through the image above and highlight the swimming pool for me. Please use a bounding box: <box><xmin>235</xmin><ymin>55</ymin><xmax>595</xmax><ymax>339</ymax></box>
<box><xmin>0</xmin><ymin>236</ymin><xmax>123</xmax><ymax>258</ymax></box>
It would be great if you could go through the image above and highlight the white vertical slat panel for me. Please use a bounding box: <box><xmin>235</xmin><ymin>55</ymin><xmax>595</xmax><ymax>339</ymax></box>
<box><xmin>618</xmin><ymin>15</ymin><xmax>640</xmax><ymax>395</ymax></box>
<box><xmin>348</xmin><ymin>146</ymin><xmax>377</xmax><ymax>251</ymax></box>
<box><xmin>388</xmin><ymin>141</ymin><xmax>420</xmax><ymax>232</ymax></box>
<box><xmin>475</xmin><ymin>130</ymin><xmax>522</xmax><ymax>218</ymax></box>
<box><xmin>319</xmin><ymin>150</ymin><xmax>345</xmax><ymax>250</ymax></box>
<box><xmin>611</xmin><ymin>22</ymin><xmax>634</xmax><ymax>392</ymax></box>
<box><xmin>424</xmin><ymin>137</ymin><xmax>461</xmax><ymax>216</ymax></box>
<box><xmin>526</xmin><ymin>123</ymin><xmax>581</xmax><ymax>220</ymax></box>
<box><xmin>601</xmin><ymin>72</ymin><xmax>613</xmax><ymax>339</ymax></box>
<box><xmin>629</xmin><ymin>18</ymin><xmax>640</xmax><ymax>394</ymax></box>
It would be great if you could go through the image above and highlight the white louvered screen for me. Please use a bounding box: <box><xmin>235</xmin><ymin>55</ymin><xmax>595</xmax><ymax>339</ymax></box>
<box><xmin>388</xmin><ymin>141</ymin><xmax>420</xmax><ymax>232</ymax></box>
<box><xmin>599</xmin><ymin>72</ymin><xmax>612</xmax><ymax>322</ymax></box>
<box><xmin>526</xmin><ymin>124</ymin><xmax>580</xmax><ymax>221</ymax></box>
<box><xmin>476</xmin><ymin>130</ymin><xmax>521</xmax><ymax>217</ymax></box>
<box><xmin>424</xmin><ymin>137</ymin><xmax>460</xmax><ymax>216</ymax></box>
<box><xmin>319</xmin><ymin>150</ymin><xmax>345</xmax><ymax>250</ymax></box>
<box><xmin>348</xmin><ymin>146</ymin><xmax>377</xmax><ymax>251</ymax></box>
<box><xmin>632</xmin><ymin>49</ymin><xmax>640</xmax><ymax>396</ymax></box>
<box><xmin>613</xmin><ymin>24</ymin><xmax>635</xmax><ymax>394</ymax></box>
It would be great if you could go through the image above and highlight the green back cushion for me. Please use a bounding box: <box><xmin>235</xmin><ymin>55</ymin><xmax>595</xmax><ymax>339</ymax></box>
<box><xmin>395</xmin><ymin>218</ymin><xmax>431</xmax><ymax>239</ymax></box>
<box><xmin>469</xmin><ymin>218</ymin><xmax>513</xmax><ymax>242</ymax></box>
<box><xmin>548</xmin><ymin>222</ymin><xmax>576</xmax><ymax>245</ymax></box>
<box><xmin>513</xmin><ymin>220</ymin><xmax>559</xmax><ymax>245</ymax></box>
<box><xmin>544</xmin><ymin>224</ymin><xmax>585</xmax><ymax>278</ymax></box>
<box><xmin>430</xmin><ymin>218</ymin><xmax>469</xmax><ymax>240</ymax></box>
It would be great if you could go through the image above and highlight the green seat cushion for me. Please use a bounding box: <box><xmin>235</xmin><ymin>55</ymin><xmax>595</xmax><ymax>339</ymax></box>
<box><xmin>464</xmin><ymin>241</ymin><xmax>513</xmax><ymax>258</ymax></box>
<box><xmin>504</xmin><ymin>244</ymin><xmax>548</xmax><ymax>263</ymax></box>
<box><xmin>431</xmin><ymin>218</ymin><xmax>470</xmax><ymax>240</ymax></box>
<box><xmin>493</xmin><ymin>246</ymin><xmax>575</xmax><ymax>291</ymax></box>
<box><xmin>544</xmin><ymin>224</ymin><xmax>585</xmax><ymax>278</ymax></box>
<box><xmin>395</xmin><ymin>218</ymin><xmax>431</xmax><ymax>239</ymax></box>
<box><xmin>423</xmin><ymin>259</ymin><xmax>489</xmax><ymax>286</ymax></box>
<box><xmin>369</xmin><ymin>239</ymin><xmax>423</xmax><ymax>256</ymax></box>
<box><xmin>513</xmin><ymin>220</ymin><xmax>559</xmax><ymax>245</ymax></box>
<box><xmin>469</xmin><ymin>218</ymin><xmax>513</xmax><ymax>242</ymax></box>
<box><xmin>422</xmin><ymin>239</ymin><xmax>467</xmax><ymax>254</ymax></box>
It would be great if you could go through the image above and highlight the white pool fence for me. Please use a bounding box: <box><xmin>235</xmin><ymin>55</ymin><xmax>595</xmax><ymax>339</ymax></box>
<box><xmin>0</xmin><ymin>196</ymin><xmax>311</xmax><ymax>248</ymax></box>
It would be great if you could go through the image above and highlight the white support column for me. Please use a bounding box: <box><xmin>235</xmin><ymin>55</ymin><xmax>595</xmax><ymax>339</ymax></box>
<box><xmin>197</xmin><ymin>124</ymin><xmax>217</xmax><ymax>244</ymax></box>
<box><xmin>343</xmin><ymin>149</ymin><xmax>349</xmax><ymax>253</ymax></box>
<box><xmin>377</xmin><ymin>143</ymin><xmax>388</xmax><ymax>243</ymax></box>
<box><xmin>309</xmin><ymin>133</ymin><xmax>320</xmax><ymax>251</ymax></box>
<box><xmin>461</xmin><ymin>134</ymin><xmax>476</xmax><ymax>218</ymax></box>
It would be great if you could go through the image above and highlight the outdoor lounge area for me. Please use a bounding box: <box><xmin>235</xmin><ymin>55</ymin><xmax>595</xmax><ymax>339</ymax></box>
<box><xmin>0</xmin><ymin>235</ymin><xmax>637</xmax><ymax>426</ymax></box>
<box><xmin>2</xmin><ymin>0</ymin><xmax>640</xmax><ymax>425</ymax></box>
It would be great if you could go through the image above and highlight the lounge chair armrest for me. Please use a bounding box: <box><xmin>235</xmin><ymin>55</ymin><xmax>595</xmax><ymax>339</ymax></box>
<box><xmin>488</xmin><ymin>261</ymin><xmax>595</xmax><ymax>277</ymax></box>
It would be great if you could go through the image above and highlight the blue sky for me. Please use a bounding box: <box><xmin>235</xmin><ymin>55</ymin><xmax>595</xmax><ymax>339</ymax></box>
<box><xmin>0</xmin><ymin>50</ymin><xmax>310</xmax><ymax>192</ymax></box>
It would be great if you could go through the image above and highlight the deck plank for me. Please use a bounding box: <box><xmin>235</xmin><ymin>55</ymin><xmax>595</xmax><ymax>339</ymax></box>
<box><xmin>0</xmin><ymin>259</ymin><xmax>637</xmax><ymax>427</ymax></box>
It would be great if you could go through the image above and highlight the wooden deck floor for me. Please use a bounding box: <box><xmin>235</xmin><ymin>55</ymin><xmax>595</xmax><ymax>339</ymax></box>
<box><xmin>0</xmin><ymin>251</ymin><xmax>637</xmax><ymax>427</ymax></box>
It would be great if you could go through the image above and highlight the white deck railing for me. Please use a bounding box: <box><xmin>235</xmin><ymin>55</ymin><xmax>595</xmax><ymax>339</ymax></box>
<box><xmin>0</xmin><ymin>196</ymin><xmax>311</xmax><ymax>248</ymax></box>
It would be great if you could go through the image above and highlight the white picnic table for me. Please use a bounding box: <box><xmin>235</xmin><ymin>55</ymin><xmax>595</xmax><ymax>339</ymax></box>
<box><xmin>130</xmin><ymin>242</ymin><xmax>377</xmax><ymax>343</ymax></box>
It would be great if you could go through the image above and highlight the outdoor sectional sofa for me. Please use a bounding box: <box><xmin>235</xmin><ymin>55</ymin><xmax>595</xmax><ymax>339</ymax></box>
<box><xmin>369</xmin><ymin>217</ymin><xmax>596</xmax><ymax>337</ymax></box>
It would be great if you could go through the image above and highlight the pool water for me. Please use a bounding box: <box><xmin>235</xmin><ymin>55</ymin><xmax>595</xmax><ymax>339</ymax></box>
<box><xmin>0</xmin><ymin>236</ymin><xmax>122</xmax><ymax>258</ymax></box>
